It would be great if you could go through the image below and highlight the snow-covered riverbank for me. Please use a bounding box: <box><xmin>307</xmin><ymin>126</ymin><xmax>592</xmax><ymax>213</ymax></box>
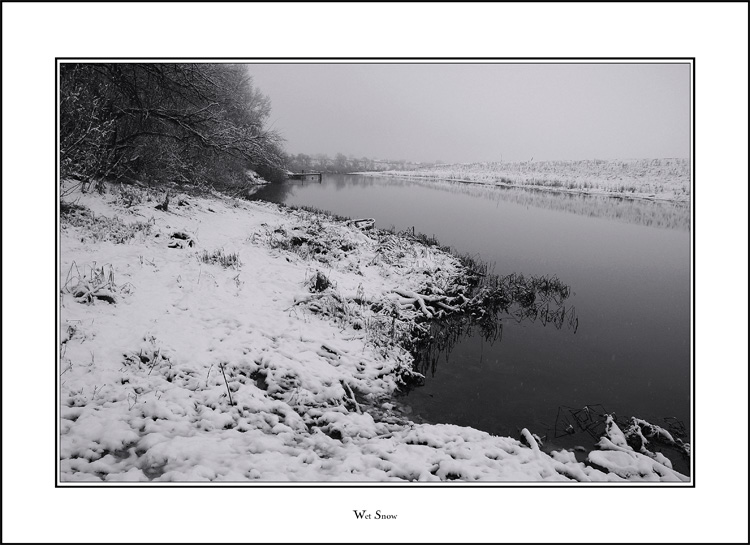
<box><xmin>357</xmin><ymin>158</ymin><xmax>690</xmax><ymax>203</ymax></box>
<box><xmin>58</xmin><ymin>182</ymin><xmax>688</xmax><ymax>482</ymax></box>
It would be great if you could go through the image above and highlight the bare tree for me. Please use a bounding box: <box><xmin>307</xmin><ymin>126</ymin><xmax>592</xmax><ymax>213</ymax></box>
<box><xmin>60</xmin><ymin>63</ymin><xmax>285</xmax><ymax>190</ymax></box>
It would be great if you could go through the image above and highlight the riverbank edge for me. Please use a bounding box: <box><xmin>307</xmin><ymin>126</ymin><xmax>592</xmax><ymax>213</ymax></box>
<box><xmin>58</xmin><ymin>180</ymin><xmax>689</xmax><ymax>483</ymax></box>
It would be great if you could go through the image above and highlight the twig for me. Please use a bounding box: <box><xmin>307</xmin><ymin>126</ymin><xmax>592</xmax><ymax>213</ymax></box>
<box><xmin>148</xmin><ymin>348</ymin><xmax>161</xmax><ymax>375</ymax></box>
<box><xmin>219</xmin><ymin>363</ymin><xmax>233</xmax><ymax>406</ymax></box>
<box><xmin>343</xmin><ymin>382</ymin><xmax>361</xmax><ymax>414</ymax></box>
<box><xmin>205</xmin><ymin>363</ymin><xmax>213</xmax><ymax>387</ymax></box>
<box><xmin>63</xmin><ymin>261</ymin><xmax>80</xmax><ymax>292</ymax></box>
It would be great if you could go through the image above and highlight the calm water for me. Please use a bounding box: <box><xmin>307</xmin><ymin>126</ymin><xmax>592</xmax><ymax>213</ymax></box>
<box><xmin>252</xmin><ymin>174</ymin><xmax>691</xmax><ymax>458</ymax></box>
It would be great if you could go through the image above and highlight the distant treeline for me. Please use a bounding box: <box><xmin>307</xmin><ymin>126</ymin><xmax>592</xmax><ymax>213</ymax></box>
<box><xmin>60</xmin><ymin>63</ymin><xmax>287</xmax><ymax>191</ymax></box>
<box><xmin>284</xmin><ymin>152</ymin><xmax>436</xmax><ymax>174</ymax></box>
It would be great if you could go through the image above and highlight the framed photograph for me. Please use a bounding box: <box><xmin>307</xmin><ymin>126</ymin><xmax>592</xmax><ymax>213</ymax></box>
<box><xmin>3</xmin><ymin>3</ymin><xmax>747</xmax><ymax>543</ymax></box>
<box><xmin>55</xmin><ymin>59</ymin><xmax>694</xmax><ymax>487</ymax></box>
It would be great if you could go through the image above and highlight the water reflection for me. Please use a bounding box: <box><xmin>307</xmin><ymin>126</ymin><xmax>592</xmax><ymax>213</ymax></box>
<box><xmin>372</xmin><ymin>176</ymin><xmax>690</xmax><ymax>230</ymax></box>
<box><xmin>251</xmin><ymin>175</ymin><xmax>690</xmax><ymax>231</ymax></box>
<box><xmin>408</xmin><ymin>273</ymin><xmax>578</xmax><ymax>383</ymax></box>
<box><xmin>248</xmin><ymin>180</ymin><xmax>296</xmax><ymax>202</ymax></box>
<box><xmin>250</xmin><ymin>176</ymin><xmax>382</xmax><ymax>202</ymax></box>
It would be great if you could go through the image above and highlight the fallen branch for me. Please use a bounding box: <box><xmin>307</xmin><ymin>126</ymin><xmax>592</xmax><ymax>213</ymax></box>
<box><xmin>391</xmin><ymin>288</ymin><xmax>462</xmax><ymax>318</ymax></box>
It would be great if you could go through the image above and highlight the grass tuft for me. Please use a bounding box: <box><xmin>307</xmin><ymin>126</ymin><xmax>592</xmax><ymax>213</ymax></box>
<box><xmin>61</xmin><ymin>202</ymin><xmax>153</xmax><ymax>243</ymax></box>
<box><xmin>199</xmin><ymin>248</ymin><xmax>241</xmax><ymax>269</ymax></box>
<box><xmin>307</xmin><ymin>270</ymin><xmax>333</xmax><ymax>293</ymax></box>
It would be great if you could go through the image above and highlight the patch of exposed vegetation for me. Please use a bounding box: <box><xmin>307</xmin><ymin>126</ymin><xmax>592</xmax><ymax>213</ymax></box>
<box><xmin>288</xmin><ymin>204</ymin><xmax>353</xmax><ymax>224</ymax></box>
<box><xmin>257</xmin><ymin>206</ymin><xmax>577</xmax><ymax>391</ymax></box>
<box><xmin>61</xmin><ymin>262</ymin><xmax>133</xmax><ymax>305</ymax></box>
<box><xmin>306</xmin><ymin>270</ymin><xmax>333</xmax><ymax>293</ymax></box>
<box><xmin>258</xmin><ymin>219</ymin><xmax>364</xmax><ymax>264</ymax></box>
<box><xmin>168</xmin><ymin>231</ymin><xmax>196</xmax><ymax>249</ymax></box>
<box><xmin>199</xmin><ymin>248</ymin><xmax>241</xmax><ymax>269</ymax></box>
<box><xmin>61</xmin><ymin>201</ymin><xmax>153</xmax><ymax>243</ymax></box>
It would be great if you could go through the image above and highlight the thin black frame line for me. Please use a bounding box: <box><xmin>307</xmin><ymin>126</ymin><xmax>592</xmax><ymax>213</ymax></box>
<box><xmin>54</xmin><ymin>58</ymin><xmax>695</xmax><ymax>488</ymax></box>
<box><xmin>691</xmin><ymin>58</ymin><xmax>696</xmax><ymax>484</ymax></box>
<box><xmin>55</xmin><ymin>56</ymin><xmax>694</xmax><ymax>61</ymax></box>
<box><xmin>53</xmin><ymin>58</ymin><xmax>697</xmax><ymax>488</ymax></box>
<box><xmin>58</xmin><ymin>484</ymin><xmax>690</xmax><ymax>488</ymax></box>
<box><xmin>55</xmin><ymin>62</ymin><xmax>60</xmax><ymax>488</ymax></box>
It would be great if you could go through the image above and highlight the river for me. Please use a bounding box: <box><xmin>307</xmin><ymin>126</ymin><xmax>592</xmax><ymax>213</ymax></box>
<box><xmin>250</xmin><ymin>173</ymin><xmax>691</xmax><ymax>469</ymax></box>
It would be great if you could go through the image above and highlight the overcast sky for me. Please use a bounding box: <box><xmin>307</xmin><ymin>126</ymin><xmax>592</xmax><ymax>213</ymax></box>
<box><xmin>246</xmin><ymin>63</ymin><xmax>690</xmax><ymax>164</ymax></box>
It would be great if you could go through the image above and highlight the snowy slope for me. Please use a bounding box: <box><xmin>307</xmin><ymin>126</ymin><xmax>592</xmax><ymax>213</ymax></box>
<box><xmin>58</xmin><ymin>182</ymin><xmax>688</xmax><ymax>482</ymax></box>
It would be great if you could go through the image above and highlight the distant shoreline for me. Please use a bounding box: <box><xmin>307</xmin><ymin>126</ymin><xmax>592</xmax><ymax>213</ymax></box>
<box><xmin>353</xmin><ymin>158</ymin><xmax>691</xmax><ymax>205</ymax></box>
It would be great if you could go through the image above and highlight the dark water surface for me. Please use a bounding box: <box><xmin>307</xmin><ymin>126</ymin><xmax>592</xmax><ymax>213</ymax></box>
<box><xmin>252</xmin><ymin>174</ymin><xmax>691</xmax><ymax>459</ymax></box>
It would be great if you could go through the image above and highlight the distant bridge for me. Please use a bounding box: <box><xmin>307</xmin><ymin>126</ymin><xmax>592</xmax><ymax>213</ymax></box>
<box><xmin>287</xmin><ymin>171</ymin><xmax>322</xmax><ymax>182</ymax></box>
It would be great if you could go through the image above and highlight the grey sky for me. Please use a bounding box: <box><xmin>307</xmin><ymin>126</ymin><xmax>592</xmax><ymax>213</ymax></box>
<box><xmin>246</xmin><ymin>63</ymin><xmax>690</xmax><ymax>163</ymax></box>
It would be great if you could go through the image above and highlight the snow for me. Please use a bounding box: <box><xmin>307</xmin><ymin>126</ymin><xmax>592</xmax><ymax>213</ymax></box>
<box><xmin>58</xmin><ymin>181</ymin><xmax>688</xmax><ymax>482</ymax></box>
<box><xmin>357</xmin><ymin>158</ymin><xmax>690</xmax><ymax>203</ymax></box>
<box><xmin>587</xmin><ymin>417</ymin><xmax>690</xmax><ymax>482</ymax></box>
